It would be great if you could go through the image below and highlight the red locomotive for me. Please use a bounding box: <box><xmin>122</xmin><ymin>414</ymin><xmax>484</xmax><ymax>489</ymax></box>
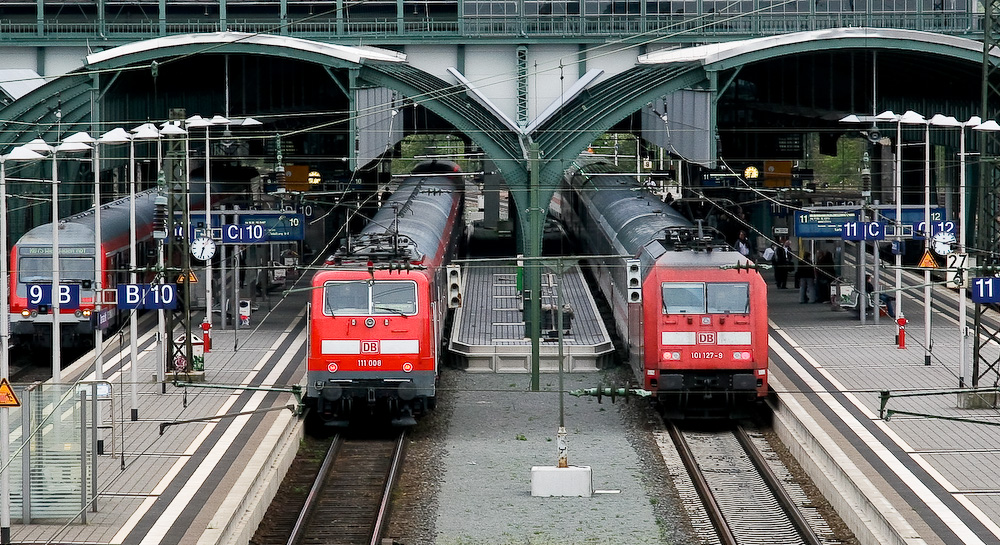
<box><xmin>560</xmin><ymin>157</ymin><xmax>768</xmax><ymax>417</ymax></box>
<box><xmin>305</xmin><ymin>161</ymin><xmax>464</xmax><ymax>427</ymax></box>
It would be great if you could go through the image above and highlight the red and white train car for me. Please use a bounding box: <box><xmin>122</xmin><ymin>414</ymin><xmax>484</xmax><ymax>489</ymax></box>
<box><xmin>306</xmin><ymin>161</ymin><xmax>464</xmax><ymax>427</ymax></box>
<box><xmin>560</xmin><ymin>157</ymin><xmax>768</xmax><ymax>417</ymax></box>
<box><xmin>9</xmin><ymin>190</ymin><xmax>160</xmax><ymax>350</ymax></box>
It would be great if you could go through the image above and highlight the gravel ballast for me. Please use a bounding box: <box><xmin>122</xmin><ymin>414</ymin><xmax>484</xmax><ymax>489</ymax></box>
<box><xmin>425</xmin><ymin>367</ymin><xmax>691</xmax><ymax>545</ymax></box>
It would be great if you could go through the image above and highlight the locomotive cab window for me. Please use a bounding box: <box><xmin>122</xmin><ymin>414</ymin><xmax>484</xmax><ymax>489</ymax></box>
<box><xmin>324</xmin><ymin>280</ymin><xmax>418</xmax><ymax>316</ymax></box>
<box><xmin>661</xmin><ymin>282</ymin><xmax>750</xmax><ymax>314</ymax></box>
<box><xmin>373</xmin><ymin>281</ymin><xmax>417</xmax><ymax>315</ymax></box>
<box><xmin>324</xmin><ymin>281</ymin><xmax>369</xmax><ymax>315</ymax></box>
<box><xmin>662</xmin><ymin>282</ymin><xmax>706</xmax><ymax>314</ymax></box>
<box><xmin>707</xmin><ymin>283</ymin><xmax>749</xmax><ymax>314</ymax></box>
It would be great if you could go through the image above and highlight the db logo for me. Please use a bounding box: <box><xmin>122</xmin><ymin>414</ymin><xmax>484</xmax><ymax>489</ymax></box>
<box><xmin>327</xmin><ymin>362</ymin><xmax>338</xmax><ymax>372</ymax></box>
<box><xmin>697</xmin><ymin>332</ymin><xmax>716</xmax><ymax>344</ymax></box>
<box><xmin>361</xmin><ymin>340</ymin><xmax>380</xmax><ymax>353</ymax></box>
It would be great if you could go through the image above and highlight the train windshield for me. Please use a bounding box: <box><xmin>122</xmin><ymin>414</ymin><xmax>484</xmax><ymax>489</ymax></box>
<box><xmin>324</xmin><ymin>280</ymin><xmax>417</xmax><ymax>315</ymax></box>
<box><xmin>661</xmin><ymin>282</ymin><xmax>750</xmax><ymax>314</ymax></box>
<box><xmin>17</xmin><ymin>256</ymin><xmax>95</xmax><ymax>291</ymax></box>
<box><xmin>661</xmin><ymin>282</ymin><xmax>705</xmax><ymax>314</ymax></box>
<box><xmin>707</xmin><ymin>283</ymin><xmax>750</xmax><ymax>314</ymax></box>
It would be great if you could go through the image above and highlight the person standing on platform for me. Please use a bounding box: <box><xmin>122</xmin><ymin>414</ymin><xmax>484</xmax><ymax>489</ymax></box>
<box><xmin>735</xmin><ymin>230</ymin><xmax>752</xmax><ymax>257</ymax></box>
<box><xmin>773</xmin><ymin>237</ymin><xmax>792</xmax><ymax>289</ymax></box>
<box><xmin>816</xmin><ymin>250</ymin><xmax>836</xmax><ymax>303</ymax></box>
<box><xmin>796</xmin><ymin>252</ymin><xmax>817</xmax><ymax>303</ymax></box>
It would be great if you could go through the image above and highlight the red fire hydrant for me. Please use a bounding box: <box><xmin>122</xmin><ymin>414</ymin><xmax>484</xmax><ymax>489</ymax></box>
<box><xmin>896</xmin><ymin>316</ymin><xmax>907</xmax><ymax>349</ymax></box>
<box><xmin>202</xmin><ymin>318</ymin><xmax>212</xmax><ymax>353</ymax></box>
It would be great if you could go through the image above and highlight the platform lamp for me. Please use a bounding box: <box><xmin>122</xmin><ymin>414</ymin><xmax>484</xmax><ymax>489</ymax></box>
<box><xmin>184</xmin><ymin>114</ymin><xmax>231</xmax><ymax>330</ymax></box>
<box><xmin>897</xmin><ymin>110</ymin><xmax>935</xmax><ymax>365</ymax></box>
<box><xmin>928</xmin><ymin>114</ymin><xmax>986</xmax><ymax>385</ymax></box>
<box><xmin>155</xmin><ymin>121</ymin><xmax>187</xmax><ymax>388</ymax></box>
<box><xmin>0</xmin><ymin>145</ymin><xmax>44</xmax><ymax>545</ymax></box>
<box><xmin>873</xmin><ymin>110</ymin><xmax>904</xmax><ymax>325</ymax></box>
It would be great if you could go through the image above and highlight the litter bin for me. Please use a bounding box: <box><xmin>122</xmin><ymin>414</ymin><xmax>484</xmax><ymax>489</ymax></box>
<box><xmin>173</xmin><ymin>334</ymin><xmax>205</xmax><ymax>372</ymax></box>
<box><xmin>239</xmin><ymin>299</ymin><xmax>251</xmax><ymax>326</ymax></box>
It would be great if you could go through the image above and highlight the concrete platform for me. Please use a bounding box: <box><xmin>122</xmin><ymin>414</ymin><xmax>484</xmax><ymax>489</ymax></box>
<box><xmin>449</xmin><ymin>265</ymin><xmax>615</xmax><ymax>373</ymax></box>
<box><xmin>765</xmin><ymin>267</ymin><xmax>1000</xmax><ymax>545</ymax></box>
<box><xmin>5</xmin><ymin>287</ymin><xmax>309</xmax><ymax>545</ymax></box>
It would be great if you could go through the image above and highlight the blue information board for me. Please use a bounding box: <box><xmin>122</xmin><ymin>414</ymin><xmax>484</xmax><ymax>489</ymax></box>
<box><xmin>971</xmin><ymin>278</ymin><xmax>1000</xmax><ymax>303</ymax></box>
<box><xmin>794</xmin><ymin>211</ymin><xmax>857</xmax><ymax>238</ymax></box>
<box><xmin>241</xmin><ymin>213</ymin><xmax>305</xmax><ymax>242</ymax></box>
<box><xmin>117</xmin><ymin>284</ymin><xmax>178</xmax><ymax>310</ymax></box>
<box><xmin>27</xmin><ymin>284</ymin><xmax>80</xmax><ymax>310</ymax></box>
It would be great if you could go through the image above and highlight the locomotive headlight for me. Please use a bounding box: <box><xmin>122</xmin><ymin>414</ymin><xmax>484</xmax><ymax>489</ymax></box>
<box><xmin>733</xmin><ymin>351</ymin><xmax>751</xmax><ymax>360</ymax></box>
<box><xmin>402</xmin><ymin>362</ymin><xmax>413</xmax><ymax>373</ymax></box>
<box><xmin>82</xmin><ymin>309</ymin><xmax>91</xmax><ymax>317</ymax></box>
<box><xmin>20</xmin><ymin>310</ymin><xmax>30</xmax><ymax>318</ymax></box>
<box><xmin>661</xmin><ymin>351</ymin><xmax>681</xmax><ymax>361</ymax></box>
<box><xmin>74</xmin><ymin>310</ymin><xmax>83</xmax><ymax>318</ymax></box>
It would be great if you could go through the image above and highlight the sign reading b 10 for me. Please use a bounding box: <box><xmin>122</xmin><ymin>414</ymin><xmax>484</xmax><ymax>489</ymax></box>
<box><xmin>971</xmin><ymin>277</ymin><xmax>1000</xmax><ymax>303</ymax></box>
<box><xmin>27</xmin><ymin>284</ymin><xmax>80</xmax><ymax>309</ymax></box>
<box><xmin>117</xmin><ymin>284</ymin><xmax>178</xmax><ymax>310</ymax></box>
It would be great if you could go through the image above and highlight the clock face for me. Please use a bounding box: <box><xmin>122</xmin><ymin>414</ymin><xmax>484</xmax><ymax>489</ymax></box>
<box><xmin>932</xmin><ymin>231</ymin><xmax>956</xmax><ymax>256</ymax></box>
<box><xmin>191</xmin><ymin>237</ymin><xmax>216</xmax><ymax>261</ymax></box>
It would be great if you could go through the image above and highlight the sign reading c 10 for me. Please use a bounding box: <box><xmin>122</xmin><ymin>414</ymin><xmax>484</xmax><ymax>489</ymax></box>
<box><xmin>222</xmin><ymin>224</ymin><xmax>267</xmax><ymax>243</ymax></box>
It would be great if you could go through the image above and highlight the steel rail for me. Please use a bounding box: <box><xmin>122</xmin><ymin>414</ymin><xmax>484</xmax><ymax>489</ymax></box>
<box><xmin>286</xmin><ymin>434</ymin><xmax>343</xmax><ymax>545</ymax></box>
<box><xmin>734</xmin><ymin>424</ymin><xmax>823</xmax><ymax>545</ymax></box>
<box><xmin>665</xmin><ymin>420</ymin><xmax>738</xmax><ymax>545</ymax></box>
<box><xmin>369</xmin><ymin>430</ymin><xmax>408</xmax><ymax>545</ymax></box>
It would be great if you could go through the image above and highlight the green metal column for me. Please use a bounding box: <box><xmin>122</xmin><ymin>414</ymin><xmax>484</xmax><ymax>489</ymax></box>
<box><xmin>348</xmin><ymin>68</ymin><xmax>359</xmax><ymax>171</ymax></box>
<box><xmin>280</xmin><ymin>0</ymin><xmax>288</xmax><ymax>35</ymax></box>
<box><xmin>526</xmin><ymin>143</ymin><xmax>542</xmax><ymax>391</ymax></box>
<box><xmin>159</xmin><ymin>0</ymin><xmax>166</xmax><ymax>35</ymax></box>
<box><xmin>220</xmin><ymin>0</ymin><xmax>228</xmax><ymax>31</ymax></box>
<box><xmin>974</xmin><ymin>0</ymin><xmax>1000</xmax><ymax>388</ymax></box>
<box><xmin>517</xmin><ymin>47</ymin><xmax>529</xmax><ymax>128</ymax></box>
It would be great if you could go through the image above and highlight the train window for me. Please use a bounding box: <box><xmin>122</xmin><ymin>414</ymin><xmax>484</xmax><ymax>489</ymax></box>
<box><xmin>324</xmin><ymin>281</ymin><xmax>369</xmax><ymax>315</ymax></box>
<box><xmin>707</xmin><ymin>283</ymin><xmax>749</xmax><ymax>314</ymax></box>
<box><xmin>372</xmin><ymin>281</ymin><xmax>418</xmax><ymax>315</ymax></box>
<box><xmin>17</xmin><ymin>257</ymin><xmax>95</xmax><ymax>295</ymax></box>
<box><xmin>661</xmin><ymin>282</ymin><xmax>705</xmax><ymax>314</ymax></box>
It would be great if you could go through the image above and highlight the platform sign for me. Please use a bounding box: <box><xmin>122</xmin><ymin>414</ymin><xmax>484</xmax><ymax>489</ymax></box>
<box><xmin>222</xmin><ymin>223</ymin><xmax>267</xmax><ymax>244</ymax></box>
<box><xmin>27</xmin><ymin>284</ymin><xmax>80</xmax><ymax>310</ymax></box>
<box><xmin>946</xmin><ymin>253</ymin><xmax>969</xmax><ymax>288</ymax></box>
<box><xmin>117</xmin><ymin>284</ymin><xmax>178</xmax><ymax>310</ymax></box>
<box><xmin>972</xmin><ymin>277</ymin><xmax>1000</xmax><ymax>303</ymax></box>
<box><xmin>241</xmin><ymin>213</ymin><xmax>305</xmax><ymax>242</ymax></box>
<box><xmin>878</xmin><ymin>207</ymin><xmax>949</xmax><ymax>240</ymax></box>
<box><xmin>842</xmin><ymin>221</ymin><xmax>884</xmax><ymax>241</ymax></box>
<box><xmin>794</xmin><ymin>211</ymin><xmax>856</xmax><ymax>238</ymax></box>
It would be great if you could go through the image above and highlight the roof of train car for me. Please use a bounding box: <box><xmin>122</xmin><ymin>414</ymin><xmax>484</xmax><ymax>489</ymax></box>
<box><xmin>15</xmin><ymin>179</ymin><xmax>212</xmax><ymax>248</ymax></box>
<box><xmin>16</xmin><ymin>189</ymin><xmax>159</xmax><ymax>247</ymax></box>
<box><xmin>572</xmin><ymin>160</ymin><xmax>699</xmax><ymax>256</ymax></box>
<box><xmin>351</xmin><ymin>172</ymin><xmax>461</xmax><ymax>263</ymax></box>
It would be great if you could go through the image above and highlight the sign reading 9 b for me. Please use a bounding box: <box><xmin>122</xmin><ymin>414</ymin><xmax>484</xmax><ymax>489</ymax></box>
<box><xmin>27</xmin><ymin>284</ymin><xmax>81</xmax><ymax>310</ymax></box>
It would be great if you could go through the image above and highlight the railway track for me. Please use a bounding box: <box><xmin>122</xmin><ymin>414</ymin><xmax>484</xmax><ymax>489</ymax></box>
<box><xmin>666</xmin><ymin>421</ymin><xmax>823</xmax><ymax>545</ymax></box>
<box><xmin>252</xmin><ymin>430</ymin><xmax>407</xmax><ymax>545</ymax></box>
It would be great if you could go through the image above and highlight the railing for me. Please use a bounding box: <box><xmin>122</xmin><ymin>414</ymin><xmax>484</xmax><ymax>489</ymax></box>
<box><xmin>0</xmin><ymin>11</ymin><xmax>982</xmax><ymax>42</ymax></box>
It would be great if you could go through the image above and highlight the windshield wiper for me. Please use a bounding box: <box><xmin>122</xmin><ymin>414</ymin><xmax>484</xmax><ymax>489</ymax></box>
<box><xmin>374</xmin><ymin>306</ymin><xmax>408</xmax><ymax>316</ymax></box>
